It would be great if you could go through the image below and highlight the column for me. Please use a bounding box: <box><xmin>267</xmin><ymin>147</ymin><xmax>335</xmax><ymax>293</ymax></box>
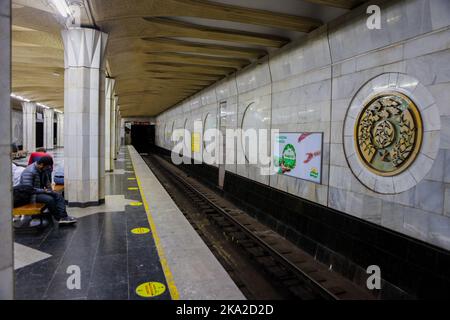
<box><xmin>111</xmin><ymin>96</ymin><xmax>118</xmax><ymax>161</ymax></box>
<box><xmin>22</xmin><ymin>101</ymin><xmax>36</xmax><ymax>153</ymax></box>
<box><xmin>56</xmin><ymin>113</ymin><xmax>64</xmax><ymax>147</ymax></box>
<box><xmin>116</xmin><ymin>111</ymin><xmax>122</xmax><ymax>152</ymax></box>
<box><xmin>62</xmin><ymin>28</ymin><xmax>108</xmax><ymax>207</ymax></box>
<box><xmin>43</xmin><ymin>108</ymin><xmax>54</xmax><ymax>150</ymax></box>
<box><xmin>105</xmin><ymin>77</ymin><xmax>115</xmax><ymax>172</ymax></box>
<box><xmin>0</xmin><ymin>0</ymin><xmax>13</xmax><ymax>300</ymax></box>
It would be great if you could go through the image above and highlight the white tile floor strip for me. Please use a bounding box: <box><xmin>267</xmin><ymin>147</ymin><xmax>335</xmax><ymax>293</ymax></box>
<box><xmin>128</xmin><ymin>146</ymin><xmax>246</xmax><ymax>300</ymax></box>
<box><xmin>106</xmin><ymin>169</ymin><xmax>134</xmax><ymax>175</ymax></box>
<box><xmin>68</xmin><ymin>195</ymin><xmax>139</xmax><ymax>218</ymax></box>
<box><xmin>14</xmin><ymin>243</ymin><xmax>51</xmax><ymax>270</ymax></box>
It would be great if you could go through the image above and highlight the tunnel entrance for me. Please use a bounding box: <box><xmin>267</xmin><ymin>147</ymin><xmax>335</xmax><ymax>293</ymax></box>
<box><xmin>53</xmin><ymin>122</ymin><xmax>57</xmax><ymax>146</ymax></box>
<box><xmin>130</xmin><ymin>123</ymin><xmax>155</xmax><ymax>154</ymax></box>
<box><xmin>36</xmin><ymin>122</ymin><xmax>44</xmax><ymax>148</ymax></box>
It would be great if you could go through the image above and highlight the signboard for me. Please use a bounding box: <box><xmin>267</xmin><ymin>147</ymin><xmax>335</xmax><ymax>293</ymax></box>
<box><xmin>274</xmin><ymin>132</ymin><xmax>323</xmax><ymax>184</ymax></box>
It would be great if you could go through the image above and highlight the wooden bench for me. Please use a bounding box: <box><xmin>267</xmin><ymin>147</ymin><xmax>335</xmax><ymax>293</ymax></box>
<box><xmin>13</xmin><ymin>203</ymin><xmax>45</xmax><ymax>217</ymax></box>
<box><xmin>13</xmin><ymin>185</ymin><xmax>65</xmax><ymax>229</ymax></box>
<box><xmin>13</xmin><ymin>203</ymin><xmax>48</xmax><ymax>230</ymax></box>
<box><xmin>53</xmin><ymin>185</ymin><xmax>65</xmax><ymax>193</ymax></box>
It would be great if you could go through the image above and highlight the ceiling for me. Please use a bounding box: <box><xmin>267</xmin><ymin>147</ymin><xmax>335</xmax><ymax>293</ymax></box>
<box><xmin>12</xmin><ymin>0</ymin><xmax>366</xmax><ymax>116</ymax></box>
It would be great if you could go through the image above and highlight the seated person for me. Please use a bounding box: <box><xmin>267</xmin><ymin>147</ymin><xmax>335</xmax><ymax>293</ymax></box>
<box><xmin>12</xmin><ymin>163</ymin><xmax>25</xmax><ymax>187</ymax></box>
<box><xmin>20</xmin><ymin>156</ymin><xmax>77</xmax><ymax>225</ymax></box>
<box><xmin>28</xmin><ymin>147</ymin><xmax>53</xmax><ymax>182</ymax></box>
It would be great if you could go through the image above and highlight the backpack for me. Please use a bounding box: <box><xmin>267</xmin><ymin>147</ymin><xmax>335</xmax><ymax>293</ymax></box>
<box><xmin>54</xmin><ymin>165</ymin><xmax>64</xmax><ymax>185</ymax></box>
<box><xmin>13</xmin><ymin>185</ymin><xmax>36</xmax><ymax>208</ymax></box>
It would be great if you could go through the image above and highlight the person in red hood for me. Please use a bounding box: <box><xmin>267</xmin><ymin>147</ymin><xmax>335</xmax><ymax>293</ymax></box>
<box><xmin>28</xmin><ymin>147</ymin><xmax>51</xmax><ymax>165</ymax></box>
<box><xmin>28</xmin><ymin>147</ymin><xmax>53</xmax><ymax>182</ymax></box>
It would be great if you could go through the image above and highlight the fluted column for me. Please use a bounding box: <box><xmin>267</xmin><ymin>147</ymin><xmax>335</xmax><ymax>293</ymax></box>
<box><xmin>116</xmin><ymin>111</ymin><xmax>121</xmax><ymax>152</ymax></box>
<box><xmin>111</xmin><ymin>96</ymin><xmax>118</xmax><ymax>161</ymax></box>
<box><xmin>22</xmin><ymin>101</ymin><xmax>36</xmax><ymax>153</ymax></box>
<box><xmin>105</xmin><ymin>77</ymin><xmax>115</xmax><ymax>172</ymax></box>
<box><xmin>62</xmin><ymin>28</ymin><xmax>108</xmax><ymax>207</ymax></box>
<box><xmin>56</xmin><ymin>113</ymin><xmax>64</xmax><ymax>147</ymax></box>
<box><xmin>43</xmin><ymin>108</ymin><xmax>54</xmax><ymax>150</ymax></box>
<box><xmin>0</xmin><ymin>0</ymin><xmax>13</xmax><ymax>300</ymax></box>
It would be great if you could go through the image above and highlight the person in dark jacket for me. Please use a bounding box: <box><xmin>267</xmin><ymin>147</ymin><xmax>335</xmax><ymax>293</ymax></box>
<box><xmin>20</xmin><ymin>156</ymin><xmax>77</xmax><ymax>225</ymax></box>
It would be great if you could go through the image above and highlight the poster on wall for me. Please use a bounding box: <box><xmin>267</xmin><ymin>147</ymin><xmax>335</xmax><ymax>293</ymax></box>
<box><xmin>274</xmin><ymin>132</ymin><xmax>323</xmax><ymax>184</ymax></box>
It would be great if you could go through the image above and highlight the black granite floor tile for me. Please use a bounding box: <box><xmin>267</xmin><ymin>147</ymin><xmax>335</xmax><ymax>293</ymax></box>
<box><xmin>58</xmin><ymin>243</ymin><xmax>98</xmax><ymax>271</ymax></box>
<box><xmin>89</xmin><ymin>253</ymin><xmax>128</xmax><ymax>288</ymax></box>
<box><xmin>13</xmin><ymin>237</ymin><xmax>44</xmax><ymax>249</ymax></box>
<box><xmin>15</xmin><ymin>257</ymin><xmax>61</xmax><ymax>290</ymax></box>
<box><xmin>15</xmin><ymin>285</ymin><xmax>48</xmax><ymax>300</ymax></box>
<box><xmin>127</xmin><ymin>246</ymin><xmax>160</xmax><ymax>276</ymax></box>
<box><xmin>44</xmin><ymin>270</ymin><xmax>90</xmax><ymax>300</ymax></box>
<box><xmin>38</xmin><ymin>237</ymin><xmax>72</xmax><ymax>257</ymax></box>
<box><xmin>97</xmin><ymin>234</ymin><xmax>127</xmax><ymax>257</ymax></box>
<box><xmin>127</xmin><ymin>232</ymin><xmax>154</xmax><ymax>250</ymax></box>
<box><xmin>126</xmin><ymin>209</ymin><xmax>148</xmax><ymax>219</ymax></box>
<box><xmin>87</xmin><ymin>282</ymin><xmax>129</xmax><ymax>300</ymax></box>
<box><xmin>44</xmin><ymin>224</ymin><xmax>77</xmax><ymax>241</ymax></box>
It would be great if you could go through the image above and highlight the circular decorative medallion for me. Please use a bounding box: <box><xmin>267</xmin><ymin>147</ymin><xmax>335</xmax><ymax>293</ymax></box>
<box><xmin>355</xmin><ymin>92</ymin><xmax>423</xmax><ymax>177</ymax></box>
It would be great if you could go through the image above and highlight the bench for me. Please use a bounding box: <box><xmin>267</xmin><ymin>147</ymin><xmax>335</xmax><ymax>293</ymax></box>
<box><xmin>13</xmin><ymin>203</ymin><xmax>46</xmax><ymax>217</ymax></box>
<box><xmin>13</xmin><ymin>203</ymin><xmax>48</xmax><ymax>230</ymax></box>
<box><xmin>13</xmin><ymin>185</ymin><xmax>65</xmax><ymax>229</ymax></box>
<box><xmin>53</xmin><ymin>185</ymin><xmax>65</xmax><ymax>193</ymax></box>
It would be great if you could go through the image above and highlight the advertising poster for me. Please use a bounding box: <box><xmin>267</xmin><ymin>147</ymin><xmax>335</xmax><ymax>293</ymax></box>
<box><xmin>274</xmin><ymin>132</ymin><xmax>323</xmax><ymax>184</ymax></box>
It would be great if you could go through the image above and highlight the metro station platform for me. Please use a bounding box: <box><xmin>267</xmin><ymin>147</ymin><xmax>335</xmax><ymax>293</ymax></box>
<box><xmin>13</xmin><ymin>146</ymin><xmax>244</xmax><ymax>300</ymax></box>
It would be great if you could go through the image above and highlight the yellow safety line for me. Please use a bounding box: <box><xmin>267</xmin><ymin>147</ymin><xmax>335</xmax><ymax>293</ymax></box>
<box><xmin>129</xmin><ymin>149</ymin><xmax>180</xmax><ymax>300</ymax></box>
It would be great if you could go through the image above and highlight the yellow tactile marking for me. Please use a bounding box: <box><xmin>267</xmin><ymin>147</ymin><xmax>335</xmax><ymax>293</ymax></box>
<box><xmin>131</xmin><ymin>227</ymin><xmax>151</xmax><ymax>235</ymax></box>
<box><xmin>136</xmin><ymin>282</ymin><xmax>166</xmax><ymax>298</ymax></box>
<box><xmin>129</xmin><ymin>149</ymin><xmax>180</xmax><ymax>300</ymax></box>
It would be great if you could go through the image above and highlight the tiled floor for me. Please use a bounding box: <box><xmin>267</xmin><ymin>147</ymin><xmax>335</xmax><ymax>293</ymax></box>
<box><xmin>129</xmin><ymin>146</ymin><xmax>245</xmax><ymax>300</ymax></box>
<box><xmin>14</xmin><ymin>148</ymin><xmax>171</xmax><ymax>300</ymax></box>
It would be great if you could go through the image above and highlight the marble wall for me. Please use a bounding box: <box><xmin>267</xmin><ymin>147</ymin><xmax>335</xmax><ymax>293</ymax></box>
<box><xmin>156</xmin><ymin>0</ymin><xmax>450</xmax><ymax>250</ymax></box>
<box><xmin>0</xmin><ymin>0</ymin><xmax>13</xmax><ymax>299</ymax></box>
<box><xmin>11</xmin><ymin>109</ymin><xmax>23</xmax><ymax>146</ymax></box>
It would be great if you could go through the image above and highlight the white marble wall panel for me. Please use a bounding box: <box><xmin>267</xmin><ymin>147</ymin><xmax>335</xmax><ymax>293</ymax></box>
<box><xmin>104</xmin><ymin>78</ymin><xmax>115</xmax><ymax>172</ymax></box>
<box><xmin>236</xmin><ymin>60</ymin><xmax>271</xmax><ymax>94</ymax></box>
<box><xmin>155</xmin><ymin>0</ymin><xmax>450</xmax><ymax>250</ymax></box>
<box><xmin>328</xmin><ymin>1</ymin><xmax>450</xmax><ymax>249</ymax></box>
<box><xmin>269</xmin><ymin>28</ymin><xmax>330</xmax><ymax>82</ymax></box>
<box><xmin>43</xmin><ymin>108</ymin><xmax>54</xmax><ymax>150</ymax></box>
<box><xmin>236</xmin><ymin>82</ymin><xmax>272</xmax><ymax>186</ymax></box>
<box><xmin>12</xmin><ymin>109</ymin><xmax>23</xmax><ymax>146</ymax></box>
<box><xmin>22</xmin><ymin>101</ymin><xmax>36</xmax><ymax>153</ymax></box>
<box><xmin>56</xmin><ymin>113</ymin><xmax>64</xmax><ymax>147</ymax></box>
<box><xmin>328</xmin><ymin>0</ymin><xmax>443</xmax><ymax>63</ymax></box>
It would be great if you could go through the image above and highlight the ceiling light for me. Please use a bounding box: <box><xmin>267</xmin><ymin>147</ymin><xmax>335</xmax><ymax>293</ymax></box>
<box><xmin>37</xmin><ymin>103</ymin><xmax>51</xmax><ymax>109</ymax></box>
<box><xmin>10</xmin><ymin>93</ymin><xmax>30</xmax><ymax>102</ymax></box>
<box><xmin>52</xmin><ymin>0</ymin><xmax>71</xmax><ymax>18</ymax></box>
<box><xmin>11</xmin><ymin>93</ymin><xmax>60</xmax><ymax>110</ymax></box>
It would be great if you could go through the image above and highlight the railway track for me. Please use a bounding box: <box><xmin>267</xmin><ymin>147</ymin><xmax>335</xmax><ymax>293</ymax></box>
<box><xmin>144</xmin><ymin>153</ymin><xmax>374</xmax><ymax>300</ymax></box>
